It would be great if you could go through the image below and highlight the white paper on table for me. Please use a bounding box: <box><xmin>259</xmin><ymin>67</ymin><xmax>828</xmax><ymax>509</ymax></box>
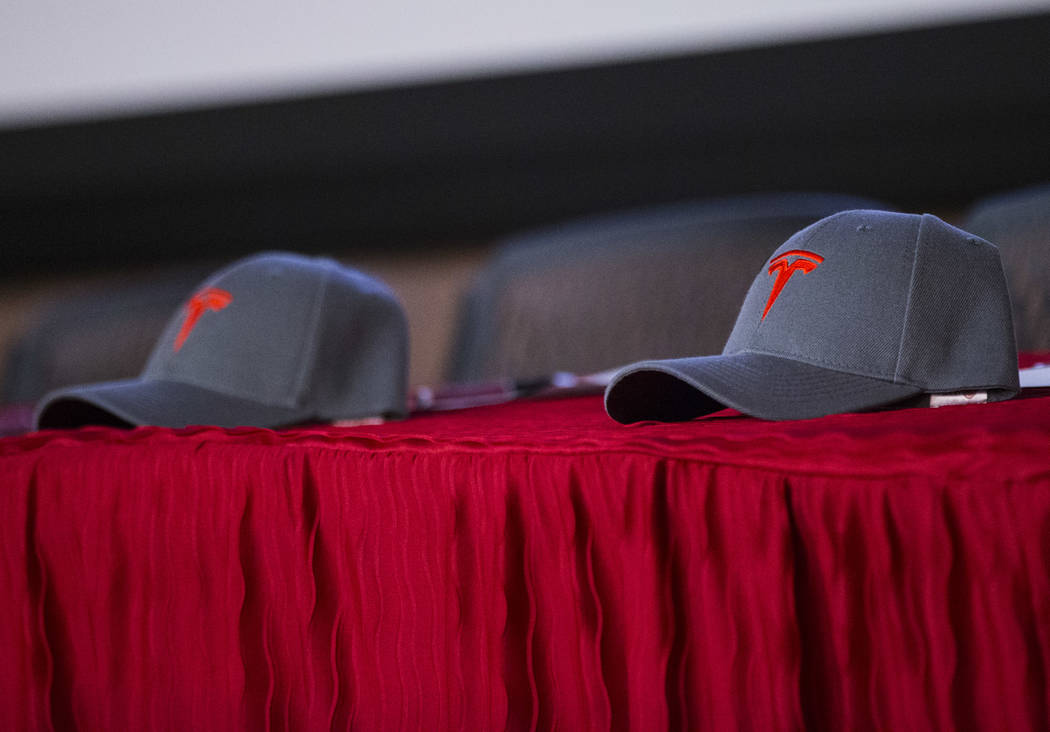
<box><xmin>1019</xmin><ymin>364</ymin><xmax>1050</xmax><ymax>388</ymax></box>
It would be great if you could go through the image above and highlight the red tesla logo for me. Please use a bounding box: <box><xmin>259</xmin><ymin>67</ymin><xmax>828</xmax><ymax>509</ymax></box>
<box><xmin>761</xmin><ymin>250</ymin><xmax>824</xmax><ymax>320</ymax></box>
<box><xmin>174</xmin><ymin>287</ymin><xmax>233</xmax><ymax>351</ymax></box>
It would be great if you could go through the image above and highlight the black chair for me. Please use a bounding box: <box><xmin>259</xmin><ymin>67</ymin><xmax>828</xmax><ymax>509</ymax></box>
<box><xmin>962</xmin><ymin>184</ymin><xmax>1050</xmax><ymax>353</ymax></box>
<box><xmin>447</xmin><ymin>192</ymin><xmax>893</xmax><ymax>383</ymax></box>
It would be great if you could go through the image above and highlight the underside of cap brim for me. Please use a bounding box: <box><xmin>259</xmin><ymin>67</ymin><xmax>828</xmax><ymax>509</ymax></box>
<box><xmin>604</xmin><ymin>352</ymin><xmax>924</xmax><ymax>423</ymax></box>
<box><xmin>34</xmin><ymin>378</ymin><xmax>316</xmax><ymax>430</ymax></box>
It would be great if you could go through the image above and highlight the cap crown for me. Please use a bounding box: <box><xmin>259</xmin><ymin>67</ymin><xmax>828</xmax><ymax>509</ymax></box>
<box><xmin>724</xmin><ymin>210</ymin><xmax>1018</xmax><ymax>395</ymax></box>
<box><xmin>145</xmin><ymin>252</ymin><xmax>408</xmax><ymax>419</ymax></box>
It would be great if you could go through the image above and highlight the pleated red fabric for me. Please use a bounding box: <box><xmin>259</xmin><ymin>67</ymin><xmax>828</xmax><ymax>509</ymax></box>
<box><xmin>2</xmin><ymin>391</ymin><xmax>1049</xmax><ymax>731</ymax></box>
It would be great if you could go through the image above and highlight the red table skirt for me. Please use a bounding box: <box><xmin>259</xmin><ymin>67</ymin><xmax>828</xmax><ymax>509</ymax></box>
<box><xmin>2</xmin><ymin>390</ymin><xmax>1050</xmax><ymax>730</ymax></box>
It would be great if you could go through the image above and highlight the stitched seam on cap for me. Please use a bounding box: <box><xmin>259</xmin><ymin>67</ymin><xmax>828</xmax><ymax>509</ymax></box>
<box><xmin>893</xmin><ymin>216</ymin><xmax>924</xmax><ymax>384</ymax></box>
<box><xmin>141</xmin><ymin>374</ymin><xmax>304</xmax><ymax>407</ymax></box>
<box><xmin>290</xmin><ymin>264</ymin><xmax>331</xmax><ymax>407</ymax></box>
<box><xmin>738</xmin><ymin>347</ymin><xmax>924</xmax><ymax>388</ymax></box>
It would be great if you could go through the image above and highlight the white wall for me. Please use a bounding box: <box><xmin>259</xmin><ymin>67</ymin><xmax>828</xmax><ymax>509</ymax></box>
<box><xmin>0</xmin><ymin>0</ymin><xmax>1046</xmax><ymax>127</ymax></box>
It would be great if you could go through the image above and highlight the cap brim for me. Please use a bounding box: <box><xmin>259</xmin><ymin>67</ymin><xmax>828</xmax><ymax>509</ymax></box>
<box><xmin>34</xmin><ymin>378</ymin><xmax>315</xmax><ymax>430</ymax></box>
<box><xmin>604</xmin><ymin>352</ymin><xmax>924</xmax><ymax>423</ymax></box>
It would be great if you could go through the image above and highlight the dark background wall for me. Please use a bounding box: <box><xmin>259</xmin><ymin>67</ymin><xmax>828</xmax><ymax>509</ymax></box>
<box><xmin>1</xmin><ymin>11</ymin><xmax>1049</xmax><ymax>277</ymax></box>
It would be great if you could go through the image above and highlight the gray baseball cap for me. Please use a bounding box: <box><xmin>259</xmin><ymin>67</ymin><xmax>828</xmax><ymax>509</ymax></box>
<box><xmin>34</xmin><ymin>252</ymin><xmax>409</xmax><ymax>429</ymax></box>
<box><xmin>605</xmin><ymin>210</ymin><xmax>1020</xmax><ymax>422</ymax></box>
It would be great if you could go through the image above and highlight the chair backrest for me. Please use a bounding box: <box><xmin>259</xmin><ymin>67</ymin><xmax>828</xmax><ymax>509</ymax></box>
<box><xmin>1</xmin><ymin>266</ymin><xmax>211</xmax><ymax>404</ymax></box>
<box><xmin>962</xmin><ymin>184</ymin><xmax>1050</xmax><ymax>353</ymax></box>
<box><xmin>447</xmin><ymin>192</ymin><xmax>893</xmax><ymax>382</ymax></box>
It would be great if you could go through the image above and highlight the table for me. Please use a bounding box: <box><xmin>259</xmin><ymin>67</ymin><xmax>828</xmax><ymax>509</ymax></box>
<box><xmin>2</xmin><ymin>389</ymin><xmax>1049</xmax><ymax>730</ymax></box>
